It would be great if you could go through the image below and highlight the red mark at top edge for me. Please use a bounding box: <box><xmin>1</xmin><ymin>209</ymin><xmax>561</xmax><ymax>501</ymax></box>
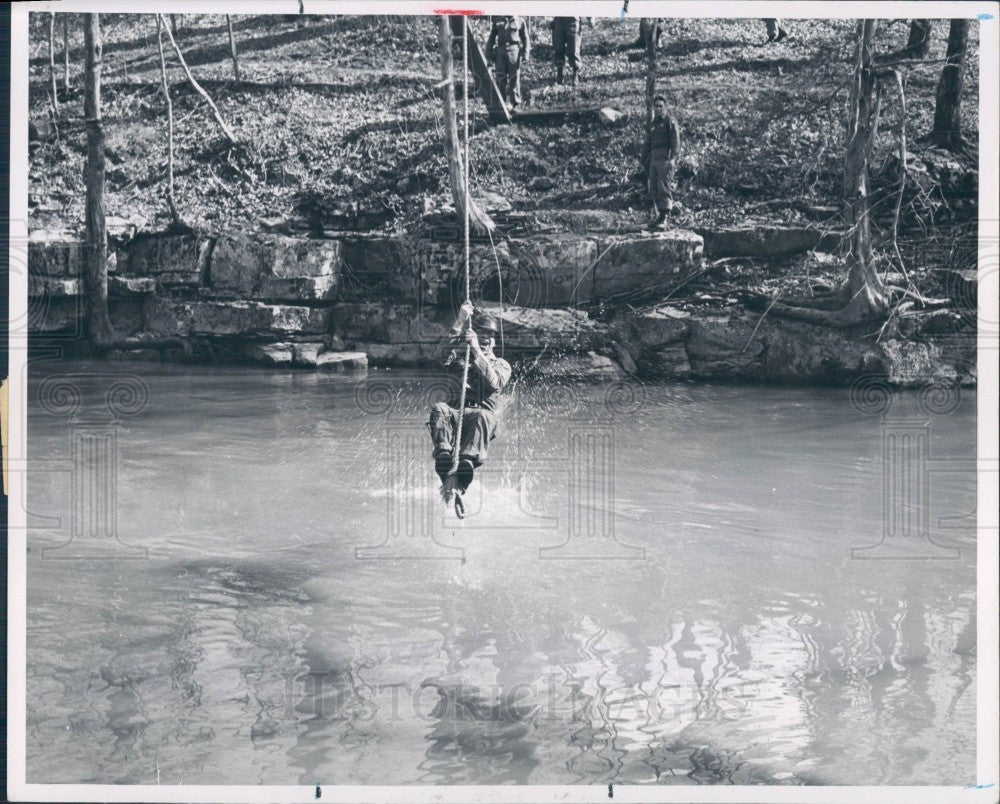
<box><xmin>433</xmin><ymin>9</ymin><xmax>484</xmax><ymax>14</ymax></box>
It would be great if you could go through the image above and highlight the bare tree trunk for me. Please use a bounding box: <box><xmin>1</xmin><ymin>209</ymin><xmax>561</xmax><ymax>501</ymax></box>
<box><xmin>638</xmin><ymin>18</ymin><xmax>659</xmax><ymax>50</ymax></box>
<box><xmin>48</xmin><ymin>13</ymin><xmax>59</xmax><ymax>113</ymax></box>
<box><xmin>770</xmin><ymin>19</ymin><xmax>889</xmax><ymax>326</ymax></box>
<box><xmin>644</xmin><ymin>18</ymin><xmax>659</xmax><ymax>124</ymax></box>
<box><xmin>903</xmin><ymin>19</ymin><xmax>932</xmax><ymax>59</ymax></box>
<box><xmin>226</xmin><ymin>15</ymin><xmax>241</xmax><ymax>81</ymax></box>
<box><xmin>83</xmin><ymin>13</ymin><xmax>117</xmax><ymax>347</ymax></box>
<box><xmin>159</xmin><ymin>15</ymin><xmax>237</xmax><ymax>144</ymax></box>
<box><xmin>156</xmin><ymin>17</ymin><xmax>182</xmax><ymax>227</ymax></box>
<box><xmin>62</xmin><ymin>15</ymin><xmax>70</xmax><ymax>96</ymax></box>
<box><xmin>888</xmin><ymin>69</ymin><xmax>908</xmax><ymax>277</ymax></box>
<box><xmin>170</xmin><ymin>14</ymin><xmax>179</xmax><ymax>39</ymax></box>
<box><xmin>437</xmin><ymin>16</ymin><xmax>494</xmax><ymax>236</ymax></box>
<box><xmin>930</xmin><ymin>18</ymin><xmax>968</xmax><ymax>151</ymax></box>
<box><xmin>841</xmin><ymin>19</ymin><xmax>888</xmax><ymax>314</ymax></box>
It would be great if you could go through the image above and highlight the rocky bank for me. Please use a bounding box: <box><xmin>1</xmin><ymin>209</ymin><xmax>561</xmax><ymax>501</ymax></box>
<box><xmin>26</xmin><ymin>221</ymin><xmax>976</xmax><ymax>387</ymax></box>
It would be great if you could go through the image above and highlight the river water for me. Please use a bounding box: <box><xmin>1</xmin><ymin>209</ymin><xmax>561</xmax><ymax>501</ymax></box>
<box><xmin>25</xmin><ymin>360</ymin><xmax>977</xmax><ymax>786</ymax></box>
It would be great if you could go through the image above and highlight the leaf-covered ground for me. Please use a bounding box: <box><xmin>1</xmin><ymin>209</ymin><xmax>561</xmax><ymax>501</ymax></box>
<box><xmin>28</xmin><ymin>14</ymin><xmax>979</xmax><ymax>259</ymax></box>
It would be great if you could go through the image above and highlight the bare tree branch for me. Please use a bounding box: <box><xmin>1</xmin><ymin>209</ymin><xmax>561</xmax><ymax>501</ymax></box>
<box><xmin>159</xmin><ymin>13</ymin><xmax>237</xmax><ymax>144</ymax></box>
<box><xmin>155</xmin><ymin>16</ymin><xmax>182</xmax><ymax>227</ymax></box>
<box><xmin>48</xmin><ymin>13</ymin><xmax>59</xmax><ymax>114</ymax></box>
<box><xmin>62</xmin><ymin>14</ymin><xmax>70</xmax><ymax>96</ymax></box>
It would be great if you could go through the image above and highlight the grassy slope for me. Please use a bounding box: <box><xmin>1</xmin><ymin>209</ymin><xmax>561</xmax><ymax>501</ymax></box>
<box><xmin>28</xmin><ymin>14</ymin><xmax>979</xmax><ymax>244</ymax></box>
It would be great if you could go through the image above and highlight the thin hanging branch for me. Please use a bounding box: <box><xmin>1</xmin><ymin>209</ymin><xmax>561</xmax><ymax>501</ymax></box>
<box><xmin>48</xmin><ymin>13</ymin><xmax>59</xmax><ymax>114</ymax></box>
<box><xmin>62</xmin><ymin>14</ymin><xmax>70</xmax><ymax>96</ymax></box>
<box><xmin>436</xmin><ymin>16</ymin><xmax>494</xmax><ymax>236</ymax></box>
<box><xmin>155</xmin><ymin>16</ymin><xmax>182</xmax><ymax>227</ymax></box>
<box><xmin>159</xmin><ymin>14</ymin><xmax>237</xmax><ymax>144</ymax></box>
<box><xmin>226</xmin><ymin>15</ymin><xmax>241</xmax><ymax>82</ymax></box>
<box><xmin>887</xmin><ymin>68</ymin><xmax>909</xmax><ymax>281</ymax></box>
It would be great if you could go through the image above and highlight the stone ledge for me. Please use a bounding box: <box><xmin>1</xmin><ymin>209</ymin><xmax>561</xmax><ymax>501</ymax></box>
<box><xmin>331</xmin><ymin>302</ymin><xmax>449</xmax><ymax>344</ymax></box>
<box><xmin>617</xmin><ymin>307</ymin><xmax>976</xmax><ymax>386</ymax></box>
<box><xmin>27</xmin><ymin>233</ymin><xmax>85</xmax><ymax>278</ymax></box>
<box><xmin>143</xmin><ymin>298</ymin><xmax>330</xmax><ymax>337</ymax></box>
<box><xmin>593</xmin><ymin>230</ymin><xmax>704</xmax><ymax>299</ymax></box>
<box><xmin>210</xmin><ymin>235</ymin><xmax>341</xmax><ymax>301</ymax></box>
<box><xmin>536</xmin><ymin>351</ymin><xmax>626</xmax><ymax>380</ymax></box>
<box><xmin>316</xmin><ymin>351</ymin><xmax>368</xmax><ymax>371</ymax></box>
<box><xmin>110</xmin><ymin>276</ymin><xmax>157</xmax><ymax>296</ymax></box>
<box><xmin>123</xmin><ymin>233</ymin><xmax>211</xmax><ymax>284</ymax></box>
<box><xmin>28</xmin><ymin>276</ymin><xmax>82</xmax><ymax>297</ymax></box>
<box><xmin>696</xmin><ymin>226</ymin><xmax>842</xmax><ymax>259</ymax></box>
<box><xmin>482</xmin><ymin>304</ymin><xmax>608</xmax><ymax>351</ymax></box>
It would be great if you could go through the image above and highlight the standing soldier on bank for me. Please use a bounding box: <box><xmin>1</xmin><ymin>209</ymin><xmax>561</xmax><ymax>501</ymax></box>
<box><xmin>763</xmin><ymin>18</ymin><xmax>789</xmax><ymax>42</ymax></box>
<box><xmin>631</xmin><ymin>18</ymin><xmax>663</xmax><ymax>49</ymax></box>
<box><xmin>487</xmin><ymin>15</ymin><xmax>530</xmax><ymax>110</ymax></box>
<box><xmin>551</xmin><ymin>16</ymin><xmax>583</xmax><ymax>85</ymax></box>
<box><xmin>640</xmin><ymin>94</ymin><xmax>681</xmax><ymax>229</ymax></box>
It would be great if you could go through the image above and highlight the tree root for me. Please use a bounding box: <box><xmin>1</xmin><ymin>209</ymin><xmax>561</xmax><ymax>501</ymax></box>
<box><xmin>766</xmin><ymin>282</ymin><xmax>949</xmax><ymax>330</ymax></box>
<box><xmin>767</xmin><ymin>295</ymin><xmax>883</xmax><ymax>327</ymax></box>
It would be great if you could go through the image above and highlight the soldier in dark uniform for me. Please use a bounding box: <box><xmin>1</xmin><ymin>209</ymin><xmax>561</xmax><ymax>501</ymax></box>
<box><xmin>428</xmin><ymin>302</ymin><xmax>512</xmax><ymax>515</ymax></box>
<box><xmin>487</xmin><ymin>15</ymin><xmax>530</xmax><ymax>110</ymax></box>
<box><xmin>641</xmin><ymin>95</ymin><xmax>681</xmax><ymax>229</ymax></box>
<box><xmin>552</xmin><ymin>16</ymin><xmax>583</xmax><ymax>85</ymax></box>
<box><xmin>763</xmin><ymin>19</ymin><xmax>789</xmax><ymax>42</ymax></box>
<box><xmin>630</xmin><ymin>18</ymin><xmax>663</xmax><ymax>49</ymax></box>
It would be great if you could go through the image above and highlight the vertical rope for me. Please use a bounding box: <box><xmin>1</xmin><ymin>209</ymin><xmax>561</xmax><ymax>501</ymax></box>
<box><xmin>451</xmin><ymin>17</ymin><xmax>472</xmax><ymax>476</ymax></box>
<box><xmin>462</xmin><ymin>16</ymin><xmax>471</xmax><ymax>302</ymax></box>
<box><xmin>486</xmin><ymin>224</ymin><xmax>505</xmax><ymax>357</ymax></box>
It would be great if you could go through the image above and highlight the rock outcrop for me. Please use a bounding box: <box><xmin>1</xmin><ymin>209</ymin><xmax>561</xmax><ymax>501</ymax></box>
<box><xmin>696</xmin><ymin>226</ymin><xmax>841</xmax><ymax>259</ymax></box>
<box><xmin>614</xmin><ymin>305</ymin><xmax>976</xmax><ymax>385</ymax></box>
<box><xmin>25</xmin><ymin>226</ymin><xmax>974</xmax><ymax>387</ymax></box>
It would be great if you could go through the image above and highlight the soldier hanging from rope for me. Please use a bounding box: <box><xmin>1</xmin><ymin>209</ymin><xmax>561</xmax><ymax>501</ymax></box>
<box><xmin>427</xmin><ymin>301</ymin><xmax>512</xmax><ymax>517</ymax></box>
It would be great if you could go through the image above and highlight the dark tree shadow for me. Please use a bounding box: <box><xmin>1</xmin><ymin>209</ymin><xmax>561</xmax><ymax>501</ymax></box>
<box><xmin>30</xmin><ymin>14</ymin><xmax>363</xmax><ymax>68</ymax></box>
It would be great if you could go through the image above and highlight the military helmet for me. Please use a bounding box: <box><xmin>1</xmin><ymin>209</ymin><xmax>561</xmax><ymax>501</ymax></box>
<box><xmin>473</xmin><ymin>313</ymin><xmax>500</xmax><ymax>336</ymax></box>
